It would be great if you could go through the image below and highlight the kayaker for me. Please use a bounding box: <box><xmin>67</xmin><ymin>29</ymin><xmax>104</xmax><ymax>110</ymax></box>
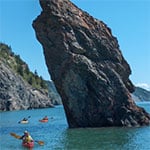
<box><xmin>43</xmin><ymin>116</ymin><xmax>48</xmax><ymax>120</ymax></box>
<box><xmin>20</xmin><ymin>131</ymin><xmax>34</xmax><ymax>143</ymax></box>
<box><xmin>22</xmin><ymin>118</ymin><xmax>28</xmax><ymax>121</ymax></box>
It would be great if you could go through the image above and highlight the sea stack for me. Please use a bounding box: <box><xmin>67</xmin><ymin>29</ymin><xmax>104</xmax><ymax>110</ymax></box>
<box><xmin>33</xmin><ymin>0</ymin><xmax>150</xmax><ymax>128</ymax></box>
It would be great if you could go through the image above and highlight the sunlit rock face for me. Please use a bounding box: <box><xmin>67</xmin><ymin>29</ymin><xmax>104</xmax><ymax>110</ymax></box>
<box><xmin>0</xmin><ymin>61</ymin><xmax>53</xmax><ymax>111</ymax></box>
<box><xmin>33</xmin><ymin>0</ymin><xmax>150</xmax><ymax>128</ymax></box>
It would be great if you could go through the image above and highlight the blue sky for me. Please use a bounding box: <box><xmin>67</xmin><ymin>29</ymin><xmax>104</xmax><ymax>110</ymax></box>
<box><xmin>0</xmin><ymin>0</ymin><xmax>150</xmax><ymax>90</ymax></box>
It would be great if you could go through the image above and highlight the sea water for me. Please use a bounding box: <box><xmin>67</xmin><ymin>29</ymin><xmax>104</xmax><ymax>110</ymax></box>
<box><xmin>0</xmin><ymin>103</ymin><xmax>150</xmax><ymax>150</ymax></box>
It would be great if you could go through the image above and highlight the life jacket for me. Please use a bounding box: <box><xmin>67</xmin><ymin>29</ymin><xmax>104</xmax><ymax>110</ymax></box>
<box><xmin>23</xmin><ymin>135</ymin><xmax>33</xmax><ymax>143</ymax></box>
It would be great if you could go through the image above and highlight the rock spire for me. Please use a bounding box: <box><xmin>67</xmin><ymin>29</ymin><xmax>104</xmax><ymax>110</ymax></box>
<box><xmin>33</xmin><ymin>0</ymin><xmax>150</xmax><ymax>127</ymax></box>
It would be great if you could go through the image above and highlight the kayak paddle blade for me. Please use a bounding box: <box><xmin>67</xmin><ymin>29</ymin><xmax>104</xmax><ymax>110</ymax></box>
<box><xmin>10</xmin><ymin>133</ymin><xmax>21</xmax><ymax>139</ymax></box>
<box><xmin>35</xmin><ymin>140</ymin><xmax>44</xmax><ymax>145</ymax></box>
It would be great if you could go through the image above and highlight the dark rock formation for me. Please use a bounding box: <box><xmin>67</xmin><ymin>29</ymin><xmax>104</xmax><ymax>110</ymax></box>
<box><xmin>0</xmin><ymin>61</ymin><xmax>53</xmax><ymax>111</ymax></box>
<box><xmin>33</xmin><ymin>0</ymin><xmax>150</xmax><ymax>127</ymax></box>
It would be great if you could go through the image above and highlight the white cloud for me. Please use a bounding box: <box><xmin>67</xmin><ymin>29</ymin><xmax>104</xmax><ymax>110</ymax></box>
<box><xmin>135</xmin><ymin>83</ymin><xmax>150</xmax><ymax>91</ymax></box>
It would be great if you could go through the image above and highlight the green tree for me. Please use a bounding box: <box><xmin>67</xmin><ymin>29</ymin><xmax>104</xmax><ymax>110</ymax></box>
<box><xmin>28</xmin><ymin>76</ymin><xmax>33</xmax><ymax>85</ymax></box>
<box><xmin>34</xmin><ymin>70</ymin><xmax>38</xmax><ymax>76</ymax></box>
<box><xmin>15</xmin><ymin>55</ymin><xmax>22</xmax><ymax>65</ymax></box>
<box><xmin>25</xmin><ymin>65</ymin><xmax>30</xmax><ymax>75</ymax></box>
<box><xmin>40</xmin><ymin>76</ymin><xmax>47</xmax><ymax>89</ymax></box>
<box><xmin>17</xmin><ymin>65</ymin><xmax>23</xmax><ymax>76</ymax></box>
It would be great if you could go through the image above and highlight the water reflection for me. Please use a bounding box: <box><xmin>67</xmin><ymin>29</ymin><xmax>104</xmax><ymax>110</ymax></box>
<box><xmin>56</xmin><ymin>126</ymin><xmax>150</xmax><ymax>150</ymax></box>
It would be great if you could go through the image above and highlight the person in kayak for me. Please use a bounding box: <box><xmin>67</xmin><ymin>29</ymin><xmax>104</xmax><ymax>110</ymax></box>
<box><xmin>22</xmin><ymin>118</ymin><xmax>28</xmax><ymax>121</ymax></box>
<box><xmin>42</xmin><ymin>116</ymin><xmax>48</xmax><ymax>120</ymax></box>
<box><xmin>20</xmin><ymin>131</ymin><xmax>34</xmax><ymax>143</ymax></box>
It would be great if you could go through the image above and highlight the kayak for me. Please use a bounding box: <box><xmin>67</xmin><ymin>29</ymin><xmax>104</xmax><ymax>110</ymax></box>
<box><xmin>22</xmin><ymin>141</ymin><xmax>34</xmax><ymax>148</ymax></box>
<box><xmin>19</xmin><ymin>120</ymin><xmax>29</xmax><ymax>124</ymax></box>
<box><xmin>39</xmin><ymin>119</ymin><xmax>48</xmax><ymax>123</ymax></box>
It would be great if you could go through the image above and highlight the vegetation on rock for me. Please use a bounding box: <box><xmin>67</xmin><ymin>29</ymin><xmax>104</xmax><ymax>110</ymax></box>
<box><xmin>0</xmin><ymin>43</ymin><xmax>47</xmax><ymax>91</ymax></box>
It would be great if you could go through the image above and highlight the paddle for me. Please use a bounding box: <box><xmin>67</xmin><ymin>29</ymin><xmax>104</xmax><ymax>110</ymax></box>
<box><xmin>10</xmin><ymin>132</ymin><xmax>21</xmax><ymax>139</ymax></box>
<box><xmin>10</xmin><ymin>132</ymin><xmax>44</xmax><ymax>146</ymax></box>
<box><xmin>35</xmin><ymin>140</ymin><xmax>44</xmax><ymax>145</ymax></box>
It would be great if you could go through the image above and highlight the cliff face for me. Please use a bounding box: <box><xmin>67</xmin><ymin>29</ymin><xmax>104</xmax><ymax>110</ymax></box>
<box><xmin>46</xmin><ymin>80</ymin><xmax>62</xmax><ymax>105</ymax></box>
<box><xmin>33</xmin><ymin>0</ymin><xmax>150</xmax><ymax>127</ymax></box>
<box><xmin>0</xmin><ymin>43</ymin><xmax>54</xmax><ymax>111</ymax></box>
<box><xmin>0</xmin><ymin>61</ymin><xmax>53</xmax><ymax>111</ymax></box>
<box><xmin>132</xmin><ymin>87</ymin><xmax>150</xmax><ymax>102</ymax></box>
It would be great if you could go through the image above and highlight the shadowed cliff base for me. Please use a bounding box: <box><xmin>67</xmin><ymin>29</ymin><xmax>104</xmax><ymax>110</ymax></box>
<box><xmin>33</xmin><ymin>0</ymin><xmax>150</xmax><ymax>128</ymax></box>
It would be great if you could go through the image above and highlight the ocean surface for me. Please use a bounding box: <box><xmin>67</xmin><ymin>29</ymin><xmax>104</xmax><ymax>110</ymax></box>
<box><xmin>0</xmin><ymin>102</ymin><xmax>150</xmax><ymax>150</ymax></box>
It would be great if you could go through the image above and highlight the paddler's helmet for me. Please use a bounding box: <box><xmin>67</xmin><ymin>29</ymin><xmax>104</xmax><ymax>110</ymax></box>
<box><xmin>24</xmin><ymin>131</ymin><xmax>29</xmax><ymax>135</ymax></box>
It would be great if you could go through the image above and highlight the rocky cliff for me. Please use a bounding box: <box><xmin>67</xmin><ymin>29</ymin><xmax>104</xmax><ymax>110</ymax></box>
<box><xmin>0</xmin><ymin>62</ymin><xmax>54</xmax><ymax>111</ymax></box>
<box><xmin>0</xmin><ymin>43</ymin><xmax>54</xmax><ymax>111</ymax></box>
<box><xmin>132</xmin><ymin>87</ymin><xmax>150</xmax><ymax>102</ymax></box>
<box><xmin>33</xmin><ymin>0</ymin><xmax>150</xmax><ymax>127</ymax></box>
<box><xmin>46</xmin><ymin>80</ymin><xmax>62</xmax><ymax>105</ymax></box>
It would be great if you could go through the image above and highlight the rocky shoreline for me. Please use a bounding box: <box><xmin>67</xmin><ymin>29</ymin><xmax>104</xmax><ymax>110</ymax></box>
<box><xmin>0</xmin><ymin>61</ymin><xmax>54</xmax><ymax>111</ymax></box>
